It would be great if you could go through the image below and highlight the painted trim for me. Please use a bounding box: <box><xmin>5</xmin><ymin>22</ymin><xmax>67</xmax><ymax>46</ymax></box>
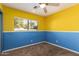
<box><xmin>2</xmin><ymin>41</ymin><xmax>46</xmax><ymax>52</ymax></box>
<box><xmin>3</xmin><ymin>30</ymin><xmax>45</xmax><ymax>32</ymax></box>
<box><xmin>4</xmin><ymin>30</ymin><xmax>79</xmax><ymax>32</ymax></box>
<box><xmin>45</xmin><ymin>30</ymin><xmax>79</xmax><ymax>32</ymax></box>
<box><xmin>45</xmin><ymin>41</ymin><xmax>79</xmax><ymax>54</ymax></box>
<box><xmin>3</xmin><ymin>31</ymin><xmax>79</xmax><ymax>54</ymax></box>
<box><xmin>2</xmin><ymin>41</ymin><xmax>79</xmax><ymax>54</ymax></box>
<box><xmin>0</xmin><ymin>11</ymin><xmax>3</xmax><ymax>52</ymax></box>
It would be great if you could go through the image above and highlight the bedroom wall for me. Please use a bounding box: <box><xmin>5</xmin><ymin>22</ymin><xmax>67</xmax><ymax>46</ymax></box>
<box><xmin>1</xmin><ymin>3</ymin><xmax>79</xmax><ymax>52</ymax></box>
<box><xmin>0</xmin><ymin>4</ymin><xmax>1</xmax><ymax>7</ymax></box>
<box><xmin>2</xmin><ymin>5</ymin><xmax>45</xmax><ymax>31</ymax></box>
<box><xmin>46</xmin><ymin>4</ymin><xmax>79</xmax><ymax>52</ymax></box>
<box><xmin>0</xmin><ymin>3</ymin><xmax>2</xmax><ymax>11</ymax></box>
<box><xmin>2</xmin><ymin>5</ymin><xmax>45</xmax><ymax>51</ymax></box>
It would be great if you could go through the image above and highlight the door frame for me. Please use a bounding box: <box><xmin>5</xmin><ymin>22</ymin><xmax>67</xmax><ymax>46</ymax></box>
<box><xmin>0</xmin><ymin>11</ymin><xmax>3</xmax><ymax>52</ymax></box>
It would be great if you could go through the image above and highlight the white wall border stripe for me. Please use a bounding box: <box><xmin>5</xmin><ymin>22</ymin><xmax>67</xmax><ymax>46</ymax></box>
<box><xmin>3</xmin><ymin>30</ymin><xmax>45</xmax><ymax>32</ymax></box>
<box><xmin>4</xmin><ymin>30</ymin><xmax>79</xmax><ymax>32</ymax></box>
<box><xmin>45</xmin><ymin>30</ymin><xmax>79</xmax><ymax>32</ymax></box>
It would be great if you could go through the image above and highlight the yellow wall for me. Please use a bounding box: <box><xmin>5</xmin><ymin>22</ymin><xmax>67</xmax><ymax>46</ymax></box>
<box><xmin>0</xmin><ymin>3</ymin><xmax>2</xmax><ymax>11</ymax></box>
<box><xmin>46</xmin><ymin>4</ymin><xmax>79</xmax><ymax>31</ymax></box>
<box><xmin>0</xmin><ymin>4</ymin><xmax>1</xmax><ymax>9</ymax></box>
<box><xmin>2</xmin><ymin>5</ymin><xmax>45</xmax><ymax>32</ymax></box>
<box><xmin>2</xmin><ymin>4</ymin><xmax>79</xmax><ymax>32</ymax></box>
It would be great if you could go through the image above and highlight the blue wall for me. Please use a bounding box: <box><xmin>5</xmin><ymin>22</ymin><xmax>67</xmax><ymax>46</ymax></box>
<box><xmin>3</xmin><ymin>31</ymin><xmax>45</xmax><ymax>51</ymax></box>
<box><xmin>2</xmin><ymin>31</ymin><xmax>79</xmax><ymax>52</ymax></box>
<box><xmin>46</xmin><ymin>31</ymin><xmax>79</xmax><ymax>52</ymax></box>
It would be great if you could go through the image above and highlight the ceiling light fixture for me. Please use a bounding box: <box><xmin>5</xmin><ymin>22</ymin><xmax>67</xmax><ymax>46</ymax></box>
<box><xmin>39</xmin><ymin>4</ymin><xmax>46</xmax><ymax>8</ymax></box>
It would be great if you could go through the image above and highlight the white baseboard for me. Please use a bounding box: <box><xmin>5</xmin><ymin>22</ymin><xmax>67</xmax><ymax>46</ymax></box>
<box><xmin>2</xmin><ymin>41</ymin><xmax>79</xmax><ymax>54</ymax></box>
<box><xmin>45</xmin><ymin>41</ymin><xmax>79</xmax><ymax>54</ymax></box>
<box><xmin>2</xmin><ymin>41</ymin><xmax>46</xmax><ymax>53</ymax></box>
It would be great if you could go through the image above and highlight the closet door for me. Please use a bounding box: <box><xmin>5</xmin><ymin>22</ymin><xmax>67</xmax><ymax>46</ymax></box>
<box><xmin>0</xmin><ymin>12</ymin><xmax>2</xmax><ymax>51</ymax></box>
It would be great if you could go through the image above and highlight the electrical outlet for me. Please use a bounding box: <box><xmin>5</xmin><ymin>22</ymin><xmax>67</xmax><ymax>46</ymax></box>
<box><xmin>31</xmin><ymin>40</ymin><xmax>33</xmax><ymax>42</ymax></box>
<box><xmin>56</xmin><ymin>40</ymin><xmax>58</xmax><ymax>43</ymax></box>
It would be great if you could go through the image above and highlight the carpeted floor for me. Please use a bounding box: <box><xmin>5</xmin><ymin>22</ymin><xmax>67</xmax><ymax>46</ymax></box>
<box><xmin>0</xmin><ymin>43</ymin><xmax>79</xmax><ymax>56</ymax></box>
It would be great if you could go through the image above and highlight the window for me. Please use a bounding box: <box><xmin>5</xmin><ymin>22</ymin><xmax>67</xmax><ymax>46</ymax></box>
<box><xmin>14</xmin><ymin>17</ymin><xmax>38</xmax><ymax>31</ymax></box>
<box><xmin>29</xmin><ymin>20</ymin><xmax>38</xmax><ymax>31</ymax></box>
<box><xmin>14</xmin><ymin>17</ymin><xmax>29</xmax><ymax>31</ymax></box>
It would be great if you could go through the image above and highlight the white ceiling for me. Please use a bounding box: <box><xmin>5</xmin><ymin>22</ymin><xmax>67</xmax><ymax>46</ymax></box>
<box><xmin>3</xmin><ymin>3</ymin><xmax>76</xmax><ymax>16</ymax></box>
